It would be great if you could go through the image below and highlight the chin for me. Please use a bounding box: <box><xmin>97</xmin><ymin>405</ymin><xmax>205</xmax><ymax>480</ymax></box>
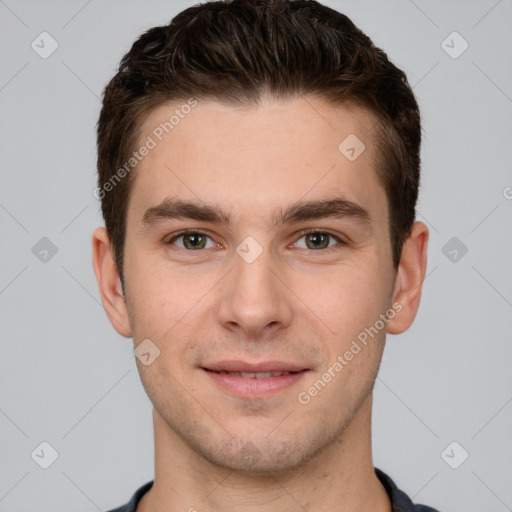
<box><xmin>186</xmin><ymin>426</ymin><xmax>338</xmax><ymax>476</ymax></box>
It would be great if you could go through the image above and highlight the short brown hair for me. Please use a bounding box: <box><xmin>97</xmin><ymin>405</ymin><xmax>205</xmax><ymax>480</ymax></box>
<box><xmin>96</xmin><ymin>0</ymin><xmax>421</xmax><ymax>281</ymax></box>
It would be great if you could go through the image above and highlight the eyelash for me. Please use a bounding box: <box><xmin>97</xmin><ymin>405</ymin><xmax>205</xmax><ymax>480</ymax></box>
<box><xmin>166</xmin><ymin>228</ymin><xmax>346</xmax><ymax>252</ymax></box>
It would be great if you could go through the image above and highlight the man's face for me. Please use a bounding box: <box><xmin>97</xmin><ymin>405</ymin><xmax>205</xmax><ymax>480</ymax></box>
<box><xmin>121</xmin><ymin>96</ymin><xmax>398</xmax><ymax>473</ymax></box>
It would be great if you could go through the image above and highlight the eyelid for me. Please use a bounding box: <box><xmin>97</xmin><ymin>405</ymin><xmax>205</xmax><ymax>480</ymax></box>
<box><xmin>166</xmin><ymin>229</ymin><xmax>208</xmax><ymax>241</ymax></box>
<box><xmin>296</xmin><ymin>227</ymin><xmax>344</xmax><ymax>240</ymax></box>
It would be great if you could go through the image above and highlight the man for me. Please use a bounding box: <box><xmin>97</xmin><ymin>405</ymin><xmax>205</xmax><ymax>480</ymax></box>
<box><xmin>92</xmin><ymin>0</ymin><xmax>439</xmax><ymax>510</ymax></box>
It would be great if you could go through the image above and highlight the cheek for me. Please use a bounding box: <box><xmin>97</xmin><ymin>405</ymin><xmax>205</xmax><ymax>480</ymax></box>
<box><xmin>125</xmin><ymin>254</ymin><xmax>196</xmax><ymax>340</ymax></box>
<box><xmin>125</xmin><ymin>251</ymin><xmax>229</xmax><ymax>356</ymax></box>
<box><xmin>307</xmin><ymin>261</ymin><xmax>391</xmax><ymax>339</ymax></box>
<box><xmin>300</xmin><ymin>267</ymin><xmax>390</xmax><ymax>408</ymax></box>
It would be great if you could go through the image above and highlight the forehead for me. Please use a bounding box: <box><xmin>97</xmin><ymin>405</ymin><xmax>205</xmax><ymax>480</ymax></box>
<box><xmin>129</xmin><ymin>95</ymin><xmax>386</xmax><ymax>227</ymax></box>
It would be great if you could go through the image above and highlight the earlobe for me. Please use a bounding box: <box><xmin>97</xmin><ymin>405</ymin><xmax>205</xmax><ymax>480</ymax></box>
<box><xmin>386</xmin><ymin>222</ymin><xmax>429</xmax><ymax>335</ymax></box>
<box><xmin>91</xmin><ymin>227</ymin><xmax>132</xmax><ymax>338</ymax></box>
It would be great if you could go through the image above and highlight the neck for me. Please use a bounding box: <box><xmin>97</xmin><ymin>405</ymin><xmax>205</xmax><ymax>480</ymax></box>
<box><xmin>138</xmin><ymin>395</ymin><xmax>391</xmax><ymax>512</ymax></box>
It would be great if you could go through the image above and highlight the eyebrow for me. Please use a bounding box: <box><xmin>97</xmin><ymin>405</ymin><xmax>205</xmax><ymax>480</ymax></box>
<box><xmin>139</xmin><ymin>197</ymin><xmax>371</xmax><ymax>231</ymax></box>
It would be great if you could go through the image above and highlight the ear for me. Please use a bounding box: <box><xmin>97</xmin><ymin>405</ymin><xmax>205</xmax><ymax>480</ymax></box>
<box><xmin>386</xmin><ymin>222</ymin><xmax>429</xmax><ymax>335</ymax></box>
<box><xmin>91</xmin><ymin>227</ymin><xmax>132</xmax><ymax>338</ymax></box>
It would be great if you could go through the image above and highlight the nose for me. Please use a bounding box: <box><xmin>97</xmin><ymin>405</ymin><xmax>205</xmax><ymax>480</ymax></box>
<box><xmin>216</xmin><ymin>245</ymin><xmax>293</xmax><ymax>338</ymax></box>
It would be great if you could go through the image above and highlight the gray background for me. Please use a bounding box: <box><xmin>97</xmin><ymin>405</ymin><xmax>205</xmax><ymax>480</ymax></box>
<box><xmin>1</xmin><ymin>0</ymin><xmax>511</xmax><ymax>510</ymax></box>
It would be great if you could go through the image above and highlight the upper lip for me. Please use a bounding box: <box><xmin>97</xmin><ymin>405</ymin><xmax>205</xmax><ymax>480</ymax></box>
<box><xmin>202</xmin><ymin>360</ymin><xmax>308</xmax><ymax>373</ymax></box>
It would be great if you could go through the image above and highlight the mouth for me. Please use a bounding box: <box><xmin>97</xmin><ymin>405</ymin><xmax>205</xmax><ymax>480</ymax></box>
<box><xmin>205</xmin><ymin>370</ymin><xmax>297</xmax><ymax>379</ymax></box>
<box><xmin>201</xmin><ymin>361</ymin><xmax>310</xmax><ymax>397</ymax></box>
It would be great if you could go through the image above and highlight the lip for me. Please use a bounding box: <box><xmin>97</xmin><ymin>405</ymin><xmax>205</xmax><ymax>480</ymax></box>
<box><xmin>201</xmin><ymin>360</ymin><xmax>310</xmax><ymax>398</ymax></box>
<box><xmin>203</xmin><ymin>360</ymin><xmax>308</xmax><ymax>373</ymax></box>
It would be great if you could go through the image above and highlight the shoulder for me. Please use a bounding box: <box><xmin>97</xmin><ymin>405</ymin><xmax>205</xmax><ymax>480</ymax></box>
<box><xmin>105</xmin><ymin>481</ymin><xmax>153</xmax><ymax>512</ymax></box>
<box><xmin>375</xmin><ymin>468</ymin><xmax>442</xmax><ymax>512</ymax></box>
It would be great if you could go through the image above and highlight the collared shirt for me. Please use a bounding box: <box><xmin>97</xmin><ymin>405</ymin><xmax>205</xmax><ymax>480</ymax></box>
<box><xmin>106</xmin><ymin>467</ymin><xmax>441</xmax><ymax>511</ymax></box>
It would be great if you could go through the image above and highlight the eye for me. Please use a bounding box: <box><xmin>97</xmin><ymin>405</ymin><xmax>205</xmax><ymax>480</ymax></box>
<box><xmin>166</xmin><ymin>229</ymin><xmax>344</xmax><ymax>252</ymax></box>
<box><xmin>167</xmin><ymin>230</ymin><xmax>218</xmax><ymax>250</ymax></box>
<box><xmin>293</xmin><ymin>230</ymin><xmax>344</xmax><ymax>250</ymax></box>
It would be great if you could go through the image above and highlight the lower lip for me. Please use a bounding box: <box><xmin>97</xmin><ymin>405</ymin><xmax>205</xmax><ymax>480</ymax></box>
<box><xmin>203</xmin><ymin>369</ymin><xmax>308</xmax><ymax>398</ymax></box>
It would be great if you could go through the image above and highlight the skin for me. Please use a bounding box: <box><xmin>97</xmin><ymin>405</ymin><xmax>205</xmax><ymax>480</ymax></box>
<box><xmin>92</xmin><ymin>95</ymin><xmax>428</xmax><ymax>512</ymax></box>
